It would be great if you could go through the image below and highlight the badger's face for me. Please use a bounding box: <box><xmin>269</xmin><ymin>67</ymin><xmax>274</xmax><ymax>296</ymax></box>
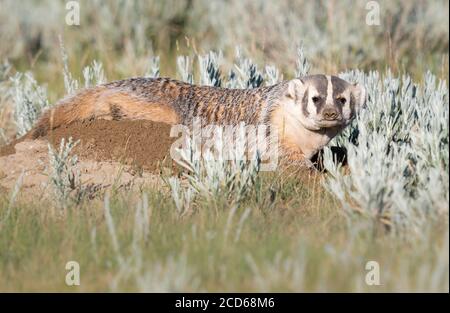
<box><xmin>285</xmin><ymin>75</ymin><xmax>366</xmax><ymax>131</ymax></box>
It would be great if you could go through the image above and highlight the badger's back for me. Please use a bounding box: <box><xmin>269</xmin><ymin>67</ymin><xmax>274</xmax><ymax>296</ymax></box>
<box><xmin>27</xmin><ymin>77</ymin><xmax>282</xmax><ymax>139</ymax></box>
<box><xmin>104</xmin><ymin>77</ymin><xmax>280</xmax><ymax>124</ymax></box>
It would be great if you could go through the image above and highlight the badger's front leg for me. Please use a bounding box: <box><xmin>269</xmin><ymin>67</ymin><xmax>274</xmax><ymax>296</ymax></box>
<box><xmin>279</xmin><ymin>142</ymin><xmax>318</xmax><ymax>170</ymax></box>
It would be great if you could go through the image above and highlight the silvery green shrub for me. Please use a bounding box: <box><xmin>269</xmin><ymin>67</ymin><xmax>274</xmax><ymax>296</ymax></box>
<box><xmin>323</xmin><ymin>70</ymin><xmax>449</xmax><ymax>236</ymax></box>
<box><xmin>166</xmin><ymin>127</ymin><xmax>261</xmax><ymax>213</ymax></box>
<box><xmin>10</xmin><ymin>72</ymin><xmax>49</xmax><ymax>136</ymax></box>
<box><xmin>83</xmin><ymin>60</ymin><xmax>107</xmax><ymax>88</ymax></box>
<box><xmin>264</xmin><ymin>65</ymin><xmax>283</xmax><ymax>86</ymax></box>
<box><xmin>60</xmin><ymin>37</ymin><xmax>79</xmax><ymax>95</ymax></box>
<box><xmin>10</xmin><ymin>52</ymin><xmax>106</xmax><ymax>137</ymax></box>
<box><xmin>47</xmin><ymin>137</ymin><xmax>80</xmax><ymax>211</ymax></box>
<box><xmin>295</xmin><ymin>44</ymin><xmax>310</xmax><ymax>77</ymax></box>
<box><xmin>229</xmin><ymin>48</ymin><xmax>264</xmax><ymax>89</ymax></box>
<box><xmin>177</xmin><ymin>55</ymin><xmax>194</xmax><ymax>84</ymax></box>
<box><xmin>198</xmin><ymin>51</ymin><xmax>223</xmax><ymax>87</ymax></box>
<box><xmin>60</xmin><ymin>37</ymin><xmax>107</xmax><ymax>93</ymax></box>
<box><xmin>145</xmin><ymin>56</ymin><xmax>160</xmax><ymax>78</ymax></box>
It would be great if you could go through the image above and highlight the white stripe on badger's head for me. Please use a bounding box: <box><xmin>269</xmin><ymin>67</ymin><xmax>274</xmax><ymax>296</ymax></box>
<box><xmin>326</xmin><ymin>75</ymin><xmax>333</xmax><ymax>105</ymax></box>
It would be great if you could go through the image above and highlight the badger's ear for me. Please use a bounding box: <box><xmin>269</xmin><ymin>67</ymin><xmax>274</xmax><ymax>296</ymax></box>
<box><xmin>286</xmin><ymin>78</ymin><xmax>305</xmax><ymax>100</ymax></box>
<box><xmin>352</xmin><ymin>83</ymin><xmax>367</xmax><ymax>109</ymax></box>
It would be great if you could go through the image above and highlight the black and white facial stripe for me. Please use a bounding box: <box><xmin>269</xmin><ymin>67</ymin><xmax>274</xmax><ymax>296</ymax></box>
<box><xmin>330</xmin><ymin>76</ymin><xmax>357</xmax><ymax>120</ymax></box>
<box><xmin>283</xmin><ymin>74</ymin><xmax>366</xmax><ymax>131</ymax></box>
<box><xmin>299</xmin><ymin>74</ymin><xmax>360</xmax><ymax>126</ymax></box>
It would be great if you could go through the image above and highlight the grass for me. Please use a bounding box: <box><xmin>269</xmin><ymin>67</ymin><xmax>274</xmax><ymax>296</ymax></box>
<box><xmin>0</xmin><ymin>171</ymin><xmax>447</xmax><ymax>292</ymax></box>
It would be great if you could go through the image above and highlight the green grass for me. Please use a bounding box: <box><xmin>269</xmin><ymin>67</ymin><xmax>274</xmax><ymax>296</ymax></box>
<box><xmin>0</xmin><ymin>171</ymin><xmax>447</xmax><ymax>292</ymax></box>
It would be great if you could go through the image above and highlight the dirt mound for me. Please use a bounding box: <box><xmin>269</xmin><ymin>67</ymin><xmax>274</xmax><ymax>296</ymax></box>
<box><xmin>0</xmin><ymin>137</ymin><xmax>25</xmax><ymax>157</ymax></box>
<box><xmin>44</xmin><ymin>119</ymin><xmax>177</xmax><ymax>172</ymax></box>
<box><xmin>0</xmin><ymin>119</ymin><xmax>179</xmax><ymax>196</ymax></box>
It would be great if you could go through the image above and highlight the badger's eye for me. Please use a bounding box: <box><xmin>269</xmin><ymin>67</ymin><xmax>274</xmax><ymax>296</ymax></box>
<box><xmin>337</xmin><ymin>97</ymin><xmax>346</xmax><ymax>105</ymax></box>
<box><xmin>312</xmin><ymin>96</ymin><xmax>320</xmax><ymax>103</ymax></box>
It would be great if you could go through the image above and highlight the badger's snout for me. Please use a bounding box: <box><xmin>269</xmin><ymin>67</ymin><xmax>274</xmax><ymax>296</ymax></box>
<box><xmin>322</xmin><ymin>107</ymin><xmax>340</xmax><ymax>121</ymax></box>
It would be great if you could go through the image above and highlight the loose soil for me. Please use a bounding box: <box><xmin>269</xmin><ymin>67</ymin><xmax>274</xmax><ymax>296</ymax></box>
<box><xmin>44</xmin><ymin>119</ymin><xmax>177</xmax><ymax>172</ymax></box>
<box><xmin>0</xmin><ymin>119</ymin><xmax>178</xmax><ymax>196</ymax></box>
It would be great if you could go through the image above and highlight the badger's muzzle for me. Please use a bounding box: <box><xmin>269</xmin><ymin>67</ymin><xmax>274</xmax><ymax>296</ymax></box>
<box><xmin>322</xmin><ymin>107</ymin><xmax>340</xmax><ymax>121</ymax></box>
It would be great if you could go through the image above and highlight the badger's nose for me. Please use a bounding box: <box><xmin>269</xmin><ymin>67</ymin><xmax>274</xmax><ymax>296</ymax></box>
<box><xmin>323</xmin><ymin>108</ymin><xmax>339</xmax><ymax>120</ymax></box>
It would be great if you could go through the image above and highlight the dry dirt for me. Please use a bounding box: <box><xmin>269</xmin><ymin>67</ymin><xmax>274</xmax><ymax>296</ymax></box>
<box><xmin>0</xmin><ymin>120</ymin><xmax>177</xmax><ymax>197</ymax></box>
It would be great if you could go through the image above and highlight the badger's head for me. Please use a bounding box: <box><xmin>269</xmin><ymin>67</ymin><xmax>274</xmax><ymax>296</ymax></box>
<box><xmin>285</xmin><ymin>75</ymin><xmax>366</xmax><ymax>131</ymax></box>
